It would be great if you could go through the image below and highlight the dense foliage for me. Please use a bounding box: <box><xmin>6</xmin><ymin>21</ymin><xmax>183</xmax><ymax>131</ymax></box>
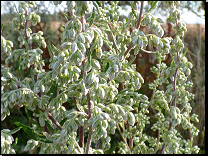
<box><xmin>1</xmin><ymin>1</ymin><xmax>200</xmax><ymax>154</ymax></box>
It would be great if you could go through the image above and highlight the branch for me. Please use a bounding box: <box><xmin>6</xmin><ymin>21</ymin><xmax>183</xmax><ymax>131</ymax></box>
<box><xmin>25</xmin><ymin>3</ymin><xmax>54</xmax><ymax>133</ymax></box>
<box><xmin>136</xmin><ymin>1</ymin><xmax>144</xmax><ymax>30</ymax></box>
<box><xmin>17</xmin><ymin>81</ymin><xmax>63</xmax><ymax>132</ymax></box>
<box><xmin>78</xmin><ymin>15</ymin><xmax>93</xmax><ymax>154</ymax></box>
<box><xmin>48</xmin><ymin>112</ymin><xmax>63</xmax><ymax>130</ymax></box>
<box><xmin>159</xmin><ymin>19</ymin><xmax>179</xmax><ymax>154</ymax></box>
<box><xmin>102</xmin><ymin>1</ymin><xmax>104</xmax><ymax>9</ymax></box>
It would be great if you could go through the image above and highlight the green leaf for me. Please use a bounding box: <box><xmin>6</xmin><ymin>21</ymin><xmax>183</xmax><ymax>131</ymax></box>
<box><xmin>86</xmin><ymin>48</ymin><xmax>91</xmax><ymax>58</ymax></box>
<box><xmin>11</xmin><ymin>138</ymin><xmax>18</xmax><ymax>147</ymax></box>
<box><xmin>23</xmin><ymin>37</ymin><xmax>29</xmax><ymax>51</ymax></box>
<box><xmin>46</xmin><ymin>81</ymin><xmax>56</xmax><ymax>95</ymax></box>
<box><xmin>96</xmin><ymin>1</ymin><xmax>101</xmax><ymax>7</ymax></box>
<box><xmin>89</xmin><ymin>8</ymin><xmax>95</xmax><ymax>27</ymax></box>
<box><xmin>93</xmin><ymin>1</ymin><xmax>99</xmax><ymax>10</ymax></box>
<box><xmin>147</xmin><ymin>1</ymin><xmax>158</xmax><ymax>13</ymax></box>
<box><xmin>130</xmin><ymin>3</ymin><xmax>137</xmax><ymax>19</ymax></box>
<box><xmin>67</xmin><ymin>98</ymin><xmax>74</xmax><ymax>104</ymax></box>
<box><xmin>61</xmin><ymin>26</ymin><xmax>65</xmax><ymax>29</ymax></box>
<box><xmin>60</xmin><ymin>11</ymin><xmax>69</xmax><ymax>21</ymax></box>
<box><xmin>60</xmin><ymin>118</ymin><xmax>68</xmax><ymax>126</ymax></box>
<box><xmin>155</xmin><ymin>100</ymin><xmax>168</xmax><ymax>117</ymax></box>
<box><xmin>52</xmin><ymin>44</ymin><xmax>62</xmax><ymax>53</ymax></box>
<box><xmin>127</xmin><ymin>56</ymin><xmax>136</xmax><ymax>67</ymax></box>
<box><xmin>97</xmin><ymin>96</ymin><xmax>100</xmax><ymax>104</ymax></box>
<box><xmin>14</xmin><ymin>122</ymin><xmax>53</xmax><ymax>143</ymax></box>
<box><xmin>86</xmin><ymin>48</ymin><xmax>92</xmax><ymax>65</ymax></box>
<box><xmin>47</xmin><ymin>40</ymin><xmax>54</xmax><ymax>58</ymax></box>
<box><xmin>18</xmin><ymin>56</ymin><xmax>21</xmax><ymax>81</ymax></box>
<box><xmin>3</xmin><ymin>127</ymin><xmax>21</xmax><ymax>135</ymax></box>
<box><xmin>91</xmin><ymin>59</ymin><xmax>101</xmax><ymax>69</ymax></box>
<box><xmin>1</xmin><ymin>24</ymin><xmax>4</xmax><ymax>33</ymax></box>
<box><xmin>47</xmin><ymin>81</ymin><xmax>58</xmax><ymax>102</ymax></box>
<box><xmin>44</xmin><ymin>35</ymin><xmax>50</xmax><ymax>40</ymax></box>
<box><xmin>181</xmin><ymin>48</ymin><xmax>188</xmax><ymax>59</ymax></box>
<box><xmin>25</xmin><ymin>107</ymin><xmax>31</xmax><ymax>121</ymax></box>
<box><xmin>156</xmin><ymin>17</ymin><xmax>164</xmax><ymax>23</ymax></box>
<box><xmin>171</xmin><ymin>58</ymin><xmax>176</xmax><ymax>67</ymax></box>
<box><xmin>105</xmin><ymin>142</ymin><xmax>119</xmax><ymax>154</ymax></box>
<box><xmin>104</xmin><ymin>61</ymin><xmax>109</xmax><ymax>73</ymax></box>
<box><xmin>84</xmin><ymin>59</ymin><xmax>92</xmax><ymax>72</ymax></box>
<box><xmin>14</xmin><ymin>3</ymin><xmax>19</xmax><ymax>14</ymax></box>
<box><xmin>45</xmin><ymin>120</ymin><xmax>55</xmax><ymax>133</ymax></box>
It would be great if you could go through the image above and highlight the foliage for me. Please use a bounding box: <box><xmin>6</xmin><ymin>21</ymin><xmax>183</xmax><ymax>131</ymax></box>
<box><xmin>1</xmin><ymin>1</ymin><xmax>200</xmax><ymax>154</ymax></box>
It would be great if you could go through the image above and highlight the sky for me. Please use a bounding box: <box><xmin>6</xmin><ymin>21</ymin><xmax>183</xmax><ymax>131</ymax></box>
<box><xmin>1</xmin><ymin>1</ymin><xmax>205</xmax><ymax>25</ymax></box>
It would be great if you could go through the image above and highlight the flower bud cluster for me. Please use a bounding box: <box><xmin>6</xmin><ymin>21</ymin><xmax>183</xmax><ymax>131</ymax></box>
<box><xmin>141</xmin><ymin>13</ymin><xmax>164</xmax><ymax>37</ymax></box>
<box><xmin>149</xmin><ymin>62</ymin><xmax>169</xmax><ymax>90</ymax></box>
<box><xmin>117</xmin><ymin>141</ymin><xmax>129</xmax><ymax>154</ymax></box>
<box><xmin>23</xmin><ymin>139</ymin><xmax>39</xmax><ymax>152</ymax></box>
<box><xmin>1</xmin><ymin>36</ymin><xmax>13</xmax><ymax>56</ymax></box>
<box><xmin>123</xmin><ymin>11</ymin><xmax>137</xmax><ymax>30</ymax></box>
<box><xmin>94</xmin><ymin>7</ymin><xmax>110</xmax><ymax>28</ymax></box>
<box><xmin>131</xmin><ymin>29</ymin><xmax>148</xmax><ymax>49</ymax></box>
<box><xmin>1</xmin><ymin>129</ymin><xmax>16</xmax><ymax>154</ymax></box>
<box><xmin>167</xmin><ymin>6</ymin><xmax>182</xmax><ymax>24</ymax></box>
<box><xmin>1</xmin><ymin>66</ymin><xmax>19</xmax><ymax>120</ymax></box>
<box><xmin>132</xmin><ymin>134</ymin><xmax>155</xmax><ymax>154</ymax></box>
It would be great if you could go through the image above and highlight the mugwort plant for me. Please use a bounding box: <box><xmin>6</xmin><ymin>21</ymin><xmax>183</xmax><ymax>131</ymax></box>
<box><xmin>1</xmin><ymin>1</ymin><xmax>200</xmax><ymax>154</ymax></box>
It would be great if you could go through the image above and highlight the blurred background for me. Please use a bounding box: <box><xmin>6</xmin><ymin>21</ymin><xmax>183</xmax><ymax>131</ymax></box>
<box><xmin>1</xmin><ymin>1</ymin><xmax>205</xmax><ymax>154</ymax></box>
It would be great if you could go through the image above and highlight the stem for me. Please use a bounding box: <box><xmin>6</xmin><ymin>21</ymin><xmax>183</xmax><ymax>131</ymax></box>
<box><xmin>25</xmin><ymin>3</ymin><xmax>32</xmax><ymax>50</ymax></box>
<box><xmin>131</xmin><ymin>90</ymin><xmax>155</xmax><ymax>140</ymax></box>
<box><xmin>25</xmin><ymin>3</ymin><xmax>54</xmax><ymax>133</ymax></box>
<box><xmin>73</xmin><ymin>97</ymin><xmax>79</xmax><ymax>112</ymax></box>
<box><xmin>96</xmin><ymin>139</ymin><xmax>101</xmax><ymax>149</ymax></box>
<box><xmin>102</xmin><ymin>2</ymin><xmax>130</xmax><ymax>148</ymax></box>
<box><xmin>187</xmin><ymin>106</ymin><xmax>193</xmax><ymax>146</ymax></box>
<box><xmin>86</xmin><ymin>125</ymin><xmax>93</xmax><ymax>154</ymax></box>
<box><xmin>116</xmin><ymin>122</ymin><xmax>130</xmax><ymax>150</ymax></box>
<box><xmin>85</xmin><ymin>91</ymin><xmax>92</xmax><ymax>154</ymax></box>
<box><xmin>73</xmin><ymin>15</ymin><xmax>88</xmax><ymax>149</ymax></box>
<box><xmin>48</xmin><ymin>112</ymin><xmax>62</xmax><ymax>130</ymax></box>
<box><xmin>73</xmin><ymin>96</ymin><xmax>84</xmax><ymax>147</ymax></box>
<box><xmin>79</xmin><ymin>15</ymin><xmax>92</xmax><ymax>154</ymax></box>
<box><xmin>136</xmin><ymin>1</ymin><xmax>144</xmax><ymax>30</ymax></box>
<box><xmin>102</xmin><ymin>1</ymin><xmax>104</xmax><ymax>9</ymax></box>
<box><xmin>154</xmin><ymin>129</ymin><xmax>160</xmax><ymax>153</ymax></box>
<box><xmin>159</xmin><ymin>122</ymin><xmax>172</xmax><ymax>154</ymax></box>
<box><xmin>127</xmin><ymin>122</ymin><xmax>133</xmax><ymax>150</ymax></box>
<box><xmin>71</xmin><ymin>137</ymin><xmax>82</xmax><ymax>153</ymax></box>
<box><xmin>45</xmin><ymin>124</ymin><xmax>49</xmax><ymax>133</ymax></box>
<box><xmin>159</xmin><ymin>19</ymin><xmax>180</xmax><ymax>154</ymax></box>
<box><xmin>79</xmin><ymin>126</ymin><xmax>84</xmax><ymax>148</ymax></box>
